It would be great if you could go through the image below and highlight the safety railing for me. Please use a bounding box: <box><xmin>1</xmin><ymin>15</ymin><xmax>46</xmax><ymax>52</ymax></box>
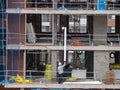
<box><xmin>6</xmin><ymin>32</ymin><xmax>120</xmax><ymax>46</ymax></box>
<box><xmin>0</xmin><ymin>70</ymin><xmax>107</xmax><ymax>84</ymax></box>
<box><xmin>0</xmin><ymin>70</ymin><xmax>119</xmax><ymax>85</ymax></box>
<box><xmin>6</xmin><ymin>1</ymin><xmax>120</xmax><ymax>10</ymax></box>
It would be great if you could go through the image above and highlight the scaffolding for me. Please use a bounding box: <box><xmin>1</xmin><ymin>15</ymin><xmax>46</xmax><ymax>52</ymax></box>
<box><xmin>2</xmin><ymin>0</ymin><xmax>120</xmax><ymax>90</ymax></box>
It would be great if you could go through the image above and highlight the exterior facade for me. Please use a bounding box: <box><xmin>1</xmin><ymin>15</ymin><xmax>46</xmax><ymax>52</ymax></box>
<box><xmin>1</xmin><ymin>0</ymin><xmax>120</xmax><ymax>90</ymax></box>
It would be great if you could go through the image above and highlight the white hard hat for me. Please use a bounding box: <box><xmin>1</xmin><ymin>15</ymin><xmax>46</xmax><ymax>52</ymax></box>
<box><xmin>58</xmin><ymin>62</ymin><xmax>62</xmax><ymax>66</ymax></box>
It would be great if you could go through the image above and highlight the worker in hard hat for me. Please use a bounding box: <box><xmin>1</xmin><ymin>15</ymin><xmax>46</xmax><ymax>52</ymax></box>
<box><xmin>57</xmin><ymin>62</ymin><xmax>66</xmax><ymax>84</ymax></box>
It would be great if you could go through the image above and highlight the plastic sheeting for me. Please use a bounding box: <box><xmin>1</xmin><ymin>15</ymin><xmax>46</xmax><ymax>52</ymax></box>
<box><xmin>8</xmin><ymin>14</ymin><xmax>20</xmax><ymax>44</ymax></box>
<box><xmin>98</xmin><ymin>0</ymin><xmax>106</xmax><ymax>10</ymax></box>
<box><xmin>7</xmin><ymin>14</ymin><xmax>21</xmax><ymax>78</ymax></box>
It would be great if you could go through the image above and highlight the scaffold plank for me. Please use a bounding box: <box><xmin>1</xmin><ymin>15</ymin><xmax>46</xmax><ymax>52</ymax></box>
<box><xmin>6</xmin><ymin>45</ymin><xmax>120</xmax><ymax>51</ymax></box>
<box><xmin>6</xmin><ymin>9</ymin><xmax>120</xmax><ymax>15</ymax></box>
<box><xmin>5</xmin><ymin>83</ymin><xmax>120</xmax><ymax>89</ymax></box>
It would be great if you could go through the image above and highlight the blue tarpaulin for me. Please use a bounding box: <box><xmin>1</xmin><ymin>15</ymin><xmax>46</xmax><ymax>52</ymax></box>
<box><xmin>98</xmin><ymin>0</ymin><xmax>106</xmax><ymax>10</ymax></box>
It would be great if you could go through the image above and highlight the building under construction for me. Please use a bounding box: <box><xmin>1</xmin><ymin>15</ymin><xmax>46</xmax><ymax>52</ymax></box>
<box><xmin>1</xmin><ymin>0</ymin><xmax>120</xmax><ymax>90</ymax></box>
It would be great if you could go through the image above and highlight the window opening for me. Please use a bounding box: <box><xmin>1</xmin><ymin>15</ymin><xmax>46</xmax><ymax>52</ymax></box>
<box><xmin>69</xmin><ymin>15</ymin><xmax>87</xmax><ymax>33</ymax></box>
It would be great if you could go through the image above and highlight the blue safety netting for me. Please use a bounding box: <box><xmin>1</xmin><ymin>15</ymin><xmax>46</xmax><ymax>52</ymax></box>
<box><xmin>0</xmin><ymin>0</ymin><xmax>6</xmax><ymax>82</ymax></box>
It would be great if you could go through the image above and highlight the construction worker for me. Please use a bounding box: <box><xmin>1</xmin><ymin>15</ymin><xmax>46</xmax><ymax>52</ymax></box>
<box><xmin>57</xmin><ymin>62</ymin><xmax>66</xmax><ymax>84</ymax></box>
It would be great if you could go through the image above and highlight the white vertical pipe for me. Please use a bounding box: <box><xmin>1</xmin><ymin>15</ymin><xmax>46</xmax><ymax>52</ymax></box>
<box><xmin>63</xmin><ymin>27</ymin><xmax>67</xmax><ymax>62</ymax></box>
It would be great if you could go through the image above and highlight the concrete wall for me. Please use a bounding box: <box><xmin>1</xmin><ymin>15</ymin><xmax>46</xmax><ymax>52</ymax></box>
<box><xmin>94</xmin><ymin>51</ymin><xmax>110</xmax><ymax>80</ymax></box>
<box><xmin>93</xmin><ymin>15</ymin><xmax>109</xmax><ymax>81</ymax></box>
<box><xmin>93</xmin><ymin>15</ymin><xmax>107</xmax><ymax>45</ymax></box>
